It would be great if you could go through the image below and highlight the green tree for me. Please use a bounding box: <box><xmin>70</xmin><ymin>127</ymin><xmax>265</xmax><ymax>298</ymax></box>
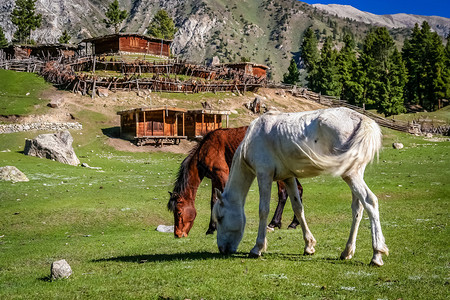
<box><xmin>147</xmin><ymin>10</ymin><xmax>177</xmax><ymax>40</ymax></box>
<box><xmin>58</xmin><ymin>29</ymin><xmax>71</xmax><ymax>44</ymax></box>
<box><xmin>0</xmin><ymin>26</ymin><xmax>8</xmax><ymax>48</ymax></box>
<box><xmin>103</xmin><ymin>0</ymin><xmax>128</xmax><ymax>34</ymax></box>
<box><xmin>10</xmin><ymin>0</ymin><xmax>42</xmax><ymax>44</ymax></box>
<box><xmin>315</xmin><ymin>37</ymin><xmax>340</xmax><ymax>96</ymax></box>
<box><xmin>300</xmin><ymin>27</ymin><xmax>319</xmax><ymax>90</ymax></box>
<box><xmin>360</xmin><ymin>27</ymin><xmax>406</xmax><ymax>116</ymax></box>
<box><xmin>282</xmin><ymin>58</ymin><xmax>300</xmax><ymax>85</ymax></box>
<box><xmin>402</xmin><ymin>21</ymin><xmax>446</xmax><ymax>111</ymax></box>
<box><xmin>336</xmin><ymin>34</ymin><xmax>361</xmax><ymax>102</ymax></box>
<box><xmin>379</xmin><ymin>48</ymin><xmax>407</xmax><ymax>116</ymax></box>
<box><xmin>443</xmin><ymin>35</ymin><xmax>450</xmax><ymax>100</ymax></box>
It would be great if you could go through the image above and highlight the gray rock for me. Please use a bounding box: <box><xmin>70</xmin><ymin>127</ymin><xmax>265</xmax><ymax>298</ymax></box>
<box><xmin>51</xmin><ymin>259</ymin><xmax>72</xmax><ymax>280</ymax></box>
<box><xmin>156</xmin><ymin>225</ymin><xmax>174</xmax><ymax>233</ymax></box>
<box><xmin>392</xmin><ymin>142</ymin><xmax>404</xmax><ymax>150</ymax></box>
<box><xmin>24</xmin><ymin>131</ymin><xmax>80</xmax><ymax>166</ymax></box>
<box><xmin>97</xmin><ymin>88</ymin><xmax>109</xmax><ymax>97</ymax></box>
<box><xmin>0</xmin><ymin>166</ymin><xmax>29</xmax><ymax>183</ymax></box>
<box><xmin>48</xmin><ymin>98</ymin><xmax>63</xmax><ymax>108</ymax></box>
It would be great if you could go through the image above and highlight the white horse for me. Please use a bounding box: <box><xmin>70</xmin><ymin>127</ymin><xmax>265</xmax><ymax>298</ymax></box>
<box><xmin>212</xmin><ymin>107</ymin><xmax>389</xmax><ymax>266</ymax></box>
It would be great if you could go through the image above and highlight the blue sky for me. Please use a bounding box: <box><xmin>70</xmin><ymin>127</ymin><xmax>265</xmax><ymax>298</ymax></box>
<box><xmin>301</xmin><ymin>1</ymin><xmax>450</xmax><ymax>19</ymax></box>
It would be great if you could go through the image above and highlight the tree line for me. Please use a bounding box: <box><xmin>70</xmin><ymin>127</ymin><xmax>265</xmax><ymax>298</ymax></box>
<box><xmin>0</xmin><ymin>0</ymin><xmax>177</xmax><ymax>46</ymax></box>
<box><xmin>284</xmin><ymin>22</ymin><xmax>450</xmax><ymax>115</ymax></box>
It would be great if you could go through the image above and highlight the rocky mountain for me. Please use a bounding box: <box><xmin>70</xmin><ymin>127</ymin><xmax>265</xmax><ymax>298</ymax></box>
<box><xmin>1</xmin><ymin>0</ymin><xmax>449</xmax><ymax>81</ymax></box>
<box><xmin>312</xmin><ymin>4</ymin><xmax>450</xmax><ymax>38</ymax></box>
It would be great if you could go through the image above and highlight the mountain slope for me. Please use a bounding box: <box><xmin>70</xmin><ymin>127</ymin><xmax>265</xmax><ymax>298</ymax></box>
<box><xmin>312</xmin><ymin>4</ymin><xmax>450</xmax><ymax>37</ymax></box>
<box><xmin>1</xmin><ymin>0</ymin><xmax>449</xmax><ymax>81</ymax></box>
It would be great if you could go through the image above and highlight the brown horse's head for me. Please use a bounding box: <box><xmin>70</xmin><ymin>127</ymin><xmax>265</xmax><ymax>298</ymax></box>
<box><xmin>168</xmin><ymin>191</ymin><xmax>197</xmax><ymax>238</ymax></box>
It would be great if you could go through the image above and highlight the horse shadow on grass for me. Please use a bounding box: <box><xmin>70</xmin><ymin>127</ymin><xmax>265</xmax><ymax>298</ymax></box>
<box><xmin>92</xmin><ymin>251</ymin><xmax>366</xmax><ymax>266</ymax></box>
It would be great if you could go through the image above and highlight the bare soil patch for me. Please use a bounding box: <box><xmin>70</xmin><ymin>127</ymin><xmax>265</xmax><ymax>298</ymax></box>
<box><xmin>8</xmin><ymin>87</ymin><xmax>325</xmax><ymax>154</ymax></box>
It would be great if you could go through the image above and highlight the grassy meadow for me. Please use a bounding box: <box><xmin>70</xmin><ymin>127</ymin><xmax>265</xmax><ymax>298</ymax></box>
<box><xmin>0</xmin><ymin>71</ymin><xmax>449</xmax><ymax>299</ymax></box>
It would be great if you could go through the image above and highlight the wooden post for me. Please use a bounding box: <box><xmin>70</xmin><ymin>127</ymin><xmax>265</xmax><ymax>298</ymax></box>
<box><xmin>143</xmin><ymin>111</ymin><xmax>146</xmax><ymax>137</ymax></box>
<box><xmin>175</xmin><ymin>113</ymin><xmax>178</xmax><ymax>136</ymax></box>
<box><xmin>135</xmin><ymin>111</ymin><xmax>139</xmax><ymax>138</ymax></box>
<box><xmin>201</xmin><ymin>113</ymin><xmax>204</xmax><ymax>136</ymax></box>
<box><xmin>182</xmin><ymin>113</ymin><xmax>185</xmax><ymax>137</ymax></box>
<box><xmin>162</xmin><ymin>109</ymin><xmax>166</xmax><ymax>136</ymax></box>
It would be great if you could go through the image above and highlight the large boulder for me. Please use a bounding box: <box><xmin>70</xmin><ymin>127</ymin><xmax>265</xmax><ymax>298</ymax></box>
<box><xmin>0</xmin><ymin>166</ymin><xmax>29</xmax><ymax>183</ymax></box>
<box><xmin>24</xmin><ymin>131</ymin><xmax>80</xmax><ymax>166</ymax></box>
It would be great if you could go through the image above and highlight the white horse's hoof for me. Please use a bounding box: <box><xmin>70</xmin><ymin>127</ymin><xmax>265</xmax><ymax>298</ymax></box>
<box><xmin>370</xmin><ymin>258</ymin><xmax>384</xmax><ymax>267</ymax></box>
<box><xmin>303</xmin><ymin>247</ymin><xmax>315</xmax><ymax>256</ymax></box>
<box><xmin>340</xmin><ymin>252</ymin><xmax>353</xmax><ymax>260</ymax></box>
<box><xmin>266</xmin><ymin>226</ymin><xmax>275</xmax><ymax>232</ymax></box>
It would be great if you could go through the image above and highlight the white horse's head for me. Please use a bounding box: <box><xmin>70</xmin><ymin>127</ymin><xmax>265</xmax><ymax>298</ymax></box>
<box><xmin>212</xmin><ymin>189</ymin><xmax>246</xmax><ymax>254</ymax></box>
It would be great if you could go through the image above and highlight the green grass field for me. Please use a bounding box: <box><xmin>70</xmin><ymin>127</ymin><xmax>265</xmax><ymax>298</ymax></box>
<box><xmin>0</xmin><ymin>70</ymin><xmax>52</xmax><ymax>116</ymax></box>
<box><xmin>0</xmin><ymin>71</ymin><xmax>449</xmax><ymax>299</ymax></box>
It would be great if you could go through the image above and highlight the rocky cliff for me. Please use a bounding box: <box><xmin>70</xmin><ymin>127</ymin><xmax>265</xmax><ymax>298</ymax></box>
<box><xmin>1</xmin><ymin>0</ymin><xmax>449</xmax><ymax>81</ymax></box>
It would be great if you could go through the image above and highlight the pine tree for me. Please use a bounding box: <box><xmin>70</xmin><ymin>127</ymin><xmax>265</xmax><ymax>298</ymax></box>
<box><xmin>103</xmin><ymin>0</ymin><xmax>128</xmax><ymax>34</ymax></box>
<box><xmin>315</xmin><ymin>37</ymin><xmax>340</xmax><ymax>96</ymax></box>
<box><xmin>147</xmin><ymin>10</ymin><xmax>177</xmax><ymax>40</ymax></box>
<box><xmin>300</xmin><ymin>27</ymin><xmax>319</xmax><ymax>90</ymax></box>
<box><xmin>402</xmin><ymin>21</ymin><xmax>446</xmax><ymax>111</ymax></box>
<box><xmin>443</xmin><ymin>35</ymin><xmax>450</xmax><ymax>100</ymax></box>
<box><xmin>58</xmin><ymin>29</ymin><xmax>71</xmax><ymax>44</ymax></box>
<box><xmin>0</xmin><ymin>26</ymin><xmax>8</xmax><ymax>48</ymax></box>
<box><xmin>10</xmin><ymin>0</ymin><xmax>42</xmax><ymax>44</ymax></box>
<box><xmin>282</xmin><ymin>58</ymin><xmax>300</xmax><ymax>85</ymax></box>
<box><xmin>336</xmin><ymin>34</ymin><xmax>361</xmax><ymax>102</ymax></box>
<box><xmin>379</xmin><ymin>48</ymin><xmax>407</xmax><ymax>116</ymax></box>
<box><xmin>360</xmin><ymin>27</ymin><xmax>406</xmax><ymax>116</ymax></box>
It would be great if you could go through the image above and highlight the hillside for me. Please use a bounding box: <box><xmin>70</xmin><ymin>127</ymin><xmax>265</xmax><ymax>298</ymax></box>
<box><xmin>0</xmin><ymin>70</ymin><xmax>325</xmax><ymax>153</ymax></box>
<box><xmin>1</xmin><ymin>0</ymin><xmax>450</xmax><ymax>81</ymax></box>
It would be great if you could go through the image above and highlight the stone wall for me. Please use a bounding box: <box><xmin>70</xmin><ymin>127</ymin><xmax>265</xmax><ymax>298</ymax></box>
<box><xmin>0</xmin><ymin>122</ymin><xmax>82</xmax><ymax>134</ymax></box>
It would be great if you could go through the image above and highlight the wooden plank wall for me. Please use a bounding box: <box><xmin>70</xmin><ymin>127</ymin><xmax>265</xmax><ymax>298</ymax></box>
<box><xmin>94</xmin><ymin>38</ymin><xmax>120</xmax><ymax>55</ymax></box>
<box><xmin>119</xmin><ymin>37</ymin><xmax>170</xmax><ymax>56</ymax></box>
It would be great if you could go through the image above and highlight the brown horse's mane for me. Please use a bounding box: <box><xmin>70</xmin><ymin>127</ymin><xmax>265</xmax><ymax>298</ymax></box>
<box><xmin>167</xmin><ymin>127</ymin><xmax>248</xmax><ymax>212</ymax></box>
<box><xmin>167</xmin><ymin>129</ymin><xmax>217</xmax><ymax>211</ymax></box>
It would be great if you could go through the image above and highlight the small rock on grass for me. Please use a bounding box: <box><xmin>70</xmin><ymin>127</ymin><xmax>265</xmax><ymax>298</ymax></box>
<box><xmin>51</xmin><ymin>259</ymin><xmax>72</xmax><ymax>280</ymax></box>
<box><xmin>392</xmin><ymin>142</ymin><xmax>404</xmax><ymax>150</ymax></box>
<box><xmin>156</xmin><ymin>225</ymin><xmax>174</xmax><ymax>233</ymax></box>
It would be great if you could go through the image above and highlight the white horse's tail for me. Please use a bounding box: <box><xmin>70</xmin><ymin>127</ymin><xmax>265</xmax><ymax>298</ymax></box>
<box><xmin>303</xmin><ymin>115</ymin><xmax>382</xmax><ymax>177</ymax></box>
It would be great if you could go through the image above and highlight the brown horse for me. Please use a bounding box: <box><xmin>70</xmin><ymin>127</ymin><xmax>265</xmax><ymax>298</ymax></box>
<box><xmin>167</xmin><ymin>126</ymin><xmax>301</xmax><ymax>238</ymax></box>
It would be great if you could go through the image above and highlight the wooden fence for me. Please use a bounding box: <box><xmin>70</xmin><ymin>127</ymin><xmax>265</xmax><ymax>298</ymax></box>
<box><xmin>268</xmin><ymin>83</ymin><xmax>417</xmax><ymax>134</ymax></box>
<box><xmin>0</xmin><ymin>59</ymin><xmax>44</xmax><ymax>73</ymax></box>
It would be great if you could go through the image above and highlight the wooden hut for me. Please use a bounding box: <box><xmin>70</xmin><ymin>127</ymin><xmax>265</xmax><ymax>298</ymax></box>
<box><xmin>224</xmin><ymin>62</ymin><xmax>269</xmax><ymax>78</ymax></box>
<box><xmin>117</xmin><ymin>107</ymin><xmax>187</xmax><ymax>146</ymax></box>
<box><xmin>1</xmin><ymin>45</ymin><xmax>33</xmax><ymax>60</ymax></box>
<box><xmin>117</xmin><ymin>107</ymin><xmax>230</xmax><ymax>146</ymax></box>
<box><xmin>185</xmin><ymin>109</ymin><xmax>230</xmax><ymax>138</ymax></box>
<box><xmin>31</xmin><ymin>44</ymin><xmax>79</xmax><ymax>60</ymax></box>
<box><xmin>82</xmin><ymin>33</ymin><xmax>172</xmax><ymax>57</ymax></box>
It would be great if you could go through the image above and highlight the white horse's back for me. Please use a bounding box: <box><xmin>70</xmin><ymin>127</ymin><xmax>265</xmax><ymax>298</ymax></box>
<box><xmin>241</xmin><ymin>107</ymin><xmax>382</xmax><ymax>179</ymax></box>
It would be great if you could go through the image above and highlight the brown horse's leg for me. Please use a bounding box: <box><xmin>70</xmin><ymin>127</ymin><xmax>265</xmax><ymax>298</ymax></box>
<box><xmin>206</xmin><ymin>183</ymin><xmax>218</xmax><ymax>235</ymax></box>
<box><xmin>206</xmin><ymin>175</ymin><xmax>227</xmax><ymax>235</ymax></box>
<box><xmin>268</xmin><ymin>178</ymin><xmax>303</xmax><ymax>230</ymax></box>
<box><xmin>287</xmin><ymin>178</ymin><xmax>303</xmax><ymax>229</ymax></box>
<box><xmin>268</xmin><ymin>181</ymin><xmax>288</xmax><ymax>229</ymax></box>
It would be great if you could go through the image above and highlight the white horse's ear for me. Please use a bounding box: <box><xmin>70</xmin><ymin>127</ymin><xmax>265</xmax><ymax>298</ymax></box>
<box><xmin>214</xmin><ymin>188</ymin><xmax>223</xmax><ymax>205</ymax></box>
